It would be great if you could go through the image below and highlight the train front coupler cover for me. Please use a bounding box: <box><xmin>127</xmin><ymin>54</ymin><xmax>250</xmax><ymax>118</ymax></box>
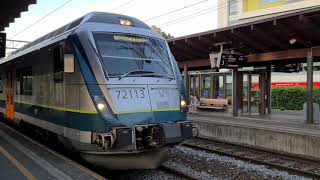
<box><xmin>93</xmin><ymin>121</ymin><xmax>193</xmax><ymax>151</ymax></box>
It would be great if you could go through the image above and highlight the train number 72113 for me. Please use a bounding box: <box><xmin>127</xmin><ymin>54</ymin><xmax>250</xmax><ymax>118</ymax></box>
<box><xmin>116</xmin><ymin>89</ymin><xmax>145</xmax><ymax>99</ymax></box>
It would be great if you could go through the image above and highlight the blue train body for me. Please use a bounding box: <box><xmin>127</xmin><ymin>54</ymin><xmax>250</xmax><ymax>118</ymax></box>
<box><xmin>0</xmin><ymin>12</ymin><xmax>192</xmax><ymax>169</ymax></box>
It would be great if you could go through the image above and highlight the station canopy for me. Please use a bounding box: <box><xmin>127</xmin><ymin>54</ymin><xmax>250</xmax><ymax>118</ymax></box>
<box><xmin>168</xmin><ymin>6</ymin><xmax>320</xmax><ymax>68</ymax></box>
<box><xmin>0</xmin><ymin>0</ymin><xmax>36</xmax><ymax>31</ymax></box>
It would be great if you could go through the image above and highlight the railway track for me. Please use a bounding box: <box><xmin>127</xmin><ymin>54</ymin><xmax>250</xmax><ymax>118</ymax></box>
<box><xmin>159</xmin><ymin>165</ymin><xmax>198</xmax><ymax>180</ymax></box>
<box><xmin>182</xmin><ymin>138</ymin><xmax>320</xmax><ymax>179</ymax></box>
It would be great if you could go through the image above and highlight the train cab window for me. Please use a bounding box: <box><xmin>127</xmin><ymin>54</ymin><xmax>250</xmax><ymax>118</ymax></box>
<box><xmin>53</xmin><ymin>46</ymin><xmax>64</xmax><ymax>82</ymax></box>
<box><xmin>93</xmin><ymin>33</ymin><xmax>174</xmax><ymax>78</ymax></box>
<box><xmin>16</xmin><ymin>68</ymin><xmax>33</xmax><ymax>95</ymax></box>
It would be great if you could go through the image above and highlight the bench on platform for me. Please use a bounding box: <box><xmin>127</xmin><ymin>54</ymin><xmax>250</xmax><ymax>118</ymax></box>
<box><xmin>197</xmin><ymin>98</ymin><xmax>228</xmax><ymax>110</ymax></box>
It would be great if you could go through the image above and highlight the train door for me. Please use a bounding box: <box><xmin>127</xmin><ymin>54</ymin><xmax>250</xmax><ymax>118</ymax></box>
<box><xmin>5</xmin><ymin>70</ymin><xmax>14</xmax><ymax>120</ymax></box>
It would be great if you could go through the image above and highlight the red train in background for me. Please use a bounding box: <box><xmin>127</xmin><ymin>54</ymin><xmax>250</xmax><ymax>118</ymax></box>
<box><xmin>252</xmin><ymin>81</ymin><xmax>320</xmax><ymax>88</ymax></box>
<box><xmin>271</xmin><ymin>82</ymin><xmax>320</xmax><ymax>87</ymax></box>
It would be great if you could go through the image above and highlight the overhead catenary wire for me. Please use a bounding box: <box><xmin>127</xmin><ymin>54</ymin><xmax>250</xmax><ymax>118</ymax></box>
<box><xmin>109</xmin><ymin>0</ymin><xmax>135</xmax><ymax>12</ymax></box>
<box><xmin>159</xmin><ymin>5</ymin><xmax>217</xmax><ymax>26</ymax></box>
<box><xmin>157</xmin><ymin>0</ymin><xmax>239</xmax><ymax>28</ymax></box>
<box><xmin>144</xmin><ymin>0</ymin><xmax>210</xmax><ymax>22</ymax></box>
<box><xmin>8</xmin><ymin>0</ymin><xmax>135</xmax><ymax>43</ymax></box>
<box><xmin>142</xmin><ymin>0</ymin><xmax>234</xmax><ymax>29</ymax></box>
<box><xmin>6</xmin><ymin>0</ymin><xmax>74</xmax><ymax>50</ymax></box>
<box><xmin>5</xmin><ymin>0</ymin><xmax>136</xmax><ymax>53</ymax></box>
<box><xmin>9</xmin><ymin>0</ymin><xmax>74</xmax><ymax>40</ymax></box>
<box><xmin>8</xmin><ymin>0</ymin><xmax>233</xmax><ymax>49</ymax></box>
<box><xmin>11</xmin><ymin>0</ymin><xmax>227</xmax><ymax>39</ymax></box>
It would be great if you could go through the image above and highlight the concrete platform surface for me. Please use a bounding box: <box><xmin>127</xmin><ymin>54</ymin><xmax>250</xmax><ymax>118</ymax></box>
<box><xmin>189</xmin><ymin>114</ymin><xmax>320</xmax><ymax>160</ymax></box>
<box><xmin>0</xmin><ymin>121</ymin><xmax>104</xmax><ymax>180</ymax></box>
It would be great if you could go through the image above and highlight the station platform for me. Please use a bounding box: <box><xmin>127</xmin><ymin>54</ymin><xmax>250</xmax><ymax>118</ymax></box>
<box><xmin>0</xmin><ymin>121</ymin><xmax>104</xmax><ymax>180</ymax></box>
<box><xmin>189</xmin><ymin>112</ymin><xmax>320</xmax><ymax>160</ymax></box>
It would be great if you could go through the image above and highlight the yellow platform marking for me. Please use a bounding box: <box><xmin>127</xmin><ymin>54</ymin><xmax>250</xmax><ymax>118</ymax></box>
<box><xmin>0</xmin><ymin>144</ymin><xmax>37</xmax><ymax>180</ymax></box>
<box><xmin>0</xmin><ymin>121</ymin><xmax>105</xmax><ymax>180</ymax></box>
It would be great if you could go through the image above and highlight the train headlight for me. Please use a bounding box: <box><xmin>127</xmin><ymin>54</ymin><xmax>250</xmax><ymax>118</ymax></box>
<box><xmin>97</xmin><ymin>103</ymin><xmax>105</xmax><ymax>110</ymax></box>
<box><xmin>180</xmin><ymin>96</ymin><xmax>187</xmax><ymax>111</ymax></box>
<box><xmin>93</xmin><ymin>95</ymin><xmax>115</xmax><ymax>120</ymax></box>
<box><xmin>119</xmin><ymin>19</ymin><xmax>133</xmax><ymax>26</ymax></box>
<box><xmin>180</xmin><ymin>99</ymin><xmax>187</xmax><ymax>108</ymax></box>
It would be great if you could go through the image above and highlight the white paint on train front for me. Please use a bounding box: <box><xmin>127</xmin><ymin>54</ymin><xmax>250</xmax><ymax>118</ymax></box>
<box><xmin>107</xmin><ymin>77</ymin><xmax>180</xmax><ymax>114</ymax></box>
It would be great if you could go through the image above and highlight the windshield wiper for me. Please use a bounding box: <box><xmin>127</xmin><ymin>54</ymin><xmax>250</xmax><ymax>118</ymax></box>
<box><xmin>119</xmin><ymin>70</ymin><xmax>154</xmax><ymax>80</ymax></box>
<box><xmin>140</xmin><ymin>73</ymin><xmax>174</xmax><ymax>81</ymax></box>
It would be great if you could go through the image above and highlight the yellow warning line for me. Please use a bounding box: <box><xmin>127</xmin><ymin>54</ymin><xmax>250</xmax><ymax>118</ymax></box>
<box><xmin>0</xmin><ymin>144</ymin><xmax>37</xmax><ymax>180</ymax></box>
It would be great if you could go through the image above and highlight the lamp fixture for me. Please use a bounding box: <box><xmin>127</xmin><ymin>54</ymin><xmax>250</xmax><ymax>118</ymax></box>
<box><xmin>289</xmin><ymin>38</ymin><xmax>297</xmax><ymax>45</ymax></box>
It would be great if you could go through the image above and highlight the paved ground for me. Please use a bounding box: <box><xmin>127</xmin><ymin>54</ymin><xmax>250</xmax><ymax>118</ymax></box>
<box><xmin>189</xmin><ymin>113</ymin><xmax>320</xmax><ymax>137</ymax></box>
<box><xmin>0</xmin><ymin>121</ymin><xmax>103</xmax><ymax>180</ymax></box>
<box><xmin>193</xmin><ymin>109</ymin><xmax>307</xmax><ymax>123</ymax></box>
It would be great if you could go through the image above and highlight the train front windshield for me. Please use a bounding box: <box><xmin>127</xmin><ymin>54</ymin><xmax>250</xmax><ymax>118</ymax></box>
<box><xmin>94</xmin><ymin>33</ymin><xmax>174</xmax><ymax>78</ymax></box>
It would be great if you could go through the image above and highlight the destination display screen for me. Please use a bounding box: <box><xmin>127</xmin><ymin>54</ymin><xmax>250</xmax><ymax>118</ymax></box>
<box><xmin>113</xmin><ymin>35</ymin><xmax>147</xmax><ymax>43</ymax></box>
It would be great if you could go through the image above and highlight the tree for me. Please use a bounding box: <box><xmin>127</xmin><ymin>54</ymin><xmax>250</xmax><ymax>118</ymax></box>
<box><xmin>151</xmin><ymin>25</ymin><xmax>174</xmax><ymax>40</ymax></box>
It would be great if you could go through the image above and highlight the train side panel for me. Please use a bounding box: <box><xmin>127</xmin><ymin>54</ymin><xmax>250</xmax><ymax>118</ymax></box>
<box><xmin>0</xmin><ymin>42</ymin><xmax>100</xmax><ymax>151</ymax></box>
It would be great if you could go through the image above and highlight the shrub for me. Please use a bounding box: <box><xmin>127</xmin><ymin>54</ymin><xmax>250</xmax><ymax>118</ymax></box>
<box><xmin>271</xmin><ymin>87</ymin><xmax>320</xmax><ymax>111</ymax></box>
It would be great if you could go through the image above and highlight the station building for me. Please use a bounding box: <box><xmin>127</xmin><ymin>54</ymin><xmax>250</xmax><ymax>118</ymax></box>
<box><xmin>218</xmin><ymin>0</ymin><xmax>320</xmax><ymax>91</ymax></box>
<box><xmin>218</xmin><ymin>0</ymin><xmax>320</xmax><ymax>28</ymax></box>
<box><xmin>168</xmin><ymin>3</ymin><xmax>320</xmax><ymax>159</ymax></box>
<box><xmin>168</xmin><ymin>5</ymin><xmax>320</xmax><ymax>122</ymax></box>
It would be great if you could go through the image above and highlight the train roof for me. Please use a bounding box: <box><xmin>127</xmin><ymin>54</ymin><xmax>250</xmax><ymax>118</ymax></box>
<box><xmin>0</xmin><ymin>12</ymin><xmax>152</xmax><ymax>64</ymax></box>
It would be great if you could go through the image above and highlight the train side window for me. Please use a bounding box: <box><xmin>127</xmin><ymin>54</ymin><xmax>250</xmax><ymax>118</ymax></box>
<box><xmin>53</xmin><ymin>46</ymin><xmax>64</xmax><ymax>82</ymax></box>
<box><xmin>16</xmin><ymin>68</ymin><xmax>32</xmax><ymax>95</ymax></box>
<box><xmin>0</xmin><ymin>76</ymin><xmax>3</xmax><ymax>93</ymax></box>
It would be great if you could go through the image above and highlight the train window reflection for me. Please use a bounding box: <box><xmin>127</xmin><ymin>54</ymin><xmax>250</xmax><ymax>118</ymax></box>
<box><xmin>53</xmin><ymin>46</ymin><xmax>64</xmax><ymax>82</ymax></box>
<box><xmin>94</xmin><ymin>33</ymin><xmax>174</xmax><ymax>78</ymax></box>
<box><xmin>16</xmin><ymin>68</ymin><xmax>33</xmax><ymax>96</ymax></box>
<box><xmin>0</xmin><ymin>76</ymin><xmax>2</xmax><ymax>93</ymax></box>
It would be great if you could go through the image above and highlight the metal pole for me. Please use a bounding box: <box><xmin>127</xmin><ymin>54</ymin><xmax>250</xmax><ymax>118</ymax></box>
<box><xmin>210</xmin><ymin>74</ymin><xmax>214</xmax><ymax>98</ymax></box>
<box><xmin>223</xmin><ymin>74</ymin><xmax>227</xmax><ymax>98</ymax></box>
<box><xmin>183</xmin><ymin>63</ymin><xmax>190</xmax><ymax>104</ymax></box>
<box><xmin>306</xmin><ymin>51</ymin><xmax>314</xmax><ymax>124</ymax></box>
<box><xmin>198</xmin><ymin>74</ymin><xmax>201</xmax><ymax>98</ymax></box>
<box><xmin>232</xmin><ymin>69</ymin><xmax>239</xmax><ymax>117</ymax></box>
<box><xmin>266</xmin><ymin>66</ymin><xmax>272</xmax><ymax>114</ymax></box>
<box><xmin>248</xmin><ymin>73</ymin><xmax>252</xmax><ymax>116</ymax></box>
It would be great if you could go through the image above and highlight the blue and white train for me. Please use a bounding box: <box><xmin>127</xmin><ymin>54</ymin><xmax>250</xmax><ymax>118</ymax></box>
<box><xmin>0</xmin><ymin>12</ymin><xmax>192</xmax><ymax>169</ymax></box>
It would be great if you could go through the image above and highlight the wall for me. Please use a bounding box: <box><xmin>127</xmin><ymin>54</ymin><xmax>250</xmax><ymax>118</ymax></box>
<box><xmin>240</xmin><ymin>0</ymin><xmax>319</xmax><ymax>20</ymax></box>
<box><xmin>217</xmin><ymin>0</ymin><xmax>320</xmax><ymax>28</ymax></box>
<box><xmin>218</xmin><ymin>0</ymin><xmax>230</xmax><ymax>28</ymax></box>
<box><xmin>195</xmin><ymin>119</ymin><xmax>320</xmax><ymax>160</ymax></box>
<box><xmin>243</xmin><ymin>0</ymin><xmax>300</xmax><ymax>12</ymax></box>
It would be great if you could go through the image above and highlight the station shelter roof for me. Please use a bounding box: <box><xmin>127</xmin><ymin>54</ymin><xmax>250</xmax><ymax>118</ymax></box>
<box><xmin>0</xmin><ymin>0</ymin><xmax>36</xmax><ymax>31</ymax></box>
<box><xmin>168</xmin><ymin>6</ymin><xmax>320</xmax><ymax>69</ymax></box>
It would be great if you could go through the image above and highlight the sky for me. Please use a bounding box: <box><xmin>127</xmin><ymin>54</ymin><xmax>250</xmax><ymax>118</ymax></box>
<box><xmin>4</xmin><ymin>0</ymin><xmax>219</xmax><ymax>49</ymax></box>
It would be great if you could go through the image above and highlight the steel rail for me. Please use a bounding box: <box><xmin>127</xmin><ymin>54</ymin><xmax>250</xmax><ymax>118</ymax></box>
<box><xmin>159</xmin><ymin>165</ymin><xmax>198</xmax><ymax>180</ymax></box>
<box><xmin>182</xmin><ymin>138</ymin><xmax>320</xmax><ymax>179</ymax></box>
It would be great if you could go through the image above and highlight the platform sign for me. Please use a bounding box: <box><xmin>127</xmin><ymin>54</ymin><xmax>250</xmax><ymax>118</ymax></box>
<box><xmin>225</xmin><ymin>53</ymin><xmax>245</xmax><ymax>68</ymax></box>
<box><xmin>0</xmin><ymin>33</ymin><xmax>5</xmax><ymax>58</ymax></box>
<box><xmin>210</xmin><ymin>52</ymin><xmax>245</xmax><ymax>69</ymax></box>
<box><xmin>210</xmin><ymin>52</ymin><xmax>221</xmax><ymax>68</ymax></box>
<box><xmin>219</xmin><ymin>53</ymin><xmax>228</xmax><ymax>68</ymax></box>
